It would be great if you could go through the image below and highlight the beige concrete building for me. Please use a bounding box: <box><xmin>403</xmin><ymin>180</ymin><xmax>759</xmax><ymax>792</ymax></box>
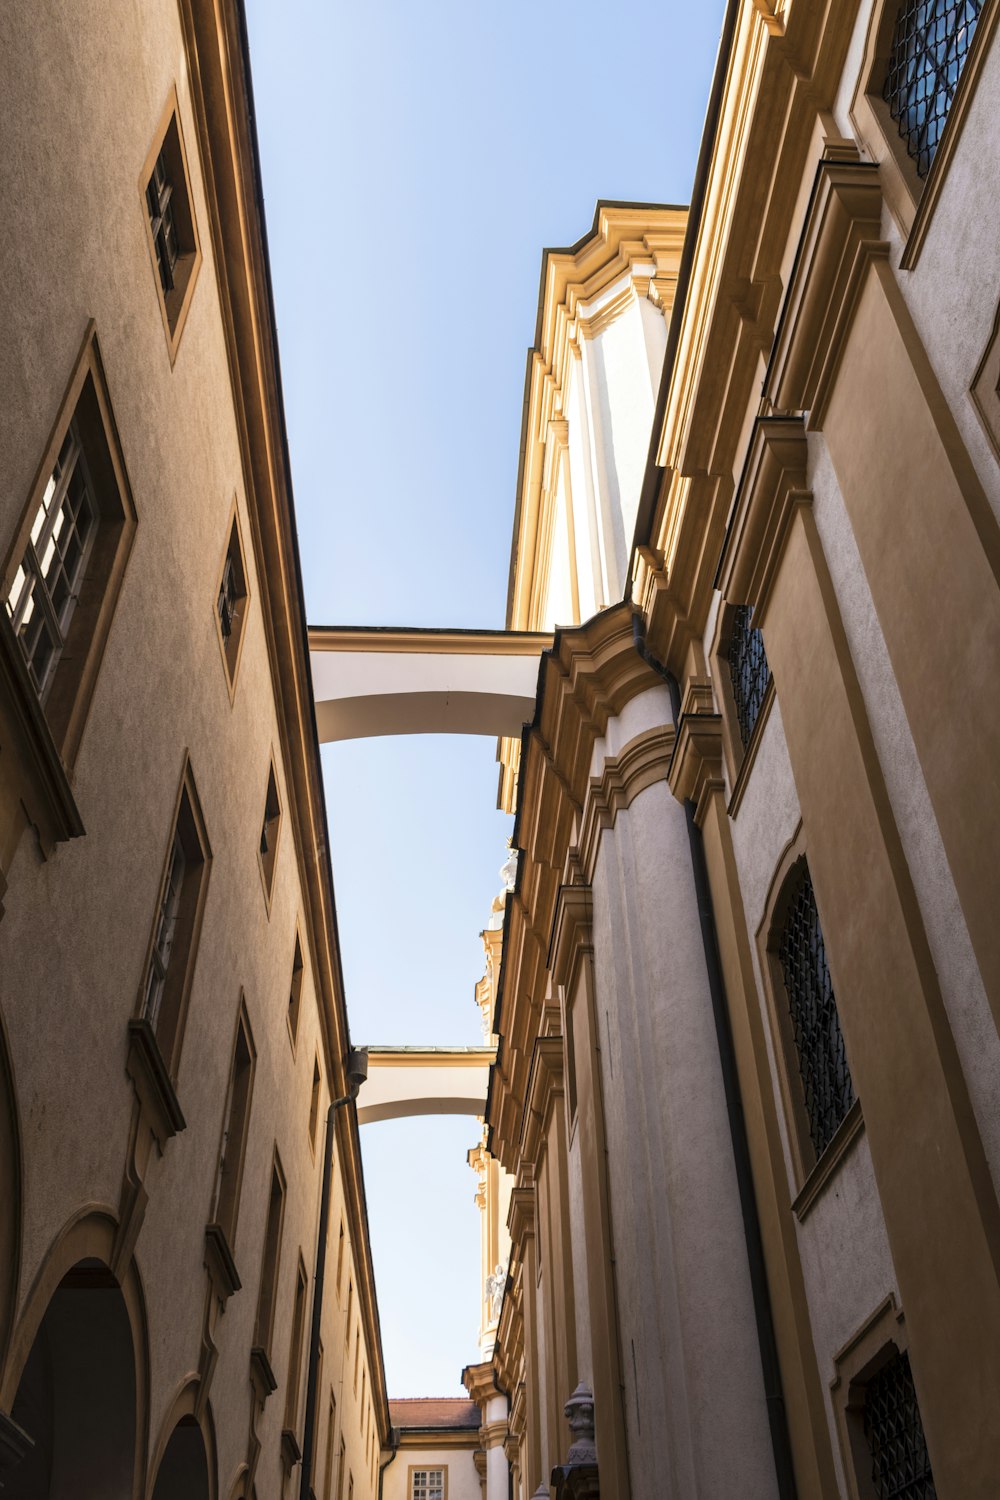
<box><xmin>0</xmin><ymin>1</ymin><xmax>387</xmax><ymax>1497</ymax></box>
<box><xmin>2</xmin><ymin>0</ymin><xmax>1000</xmax><ymax>1499</ymax></box>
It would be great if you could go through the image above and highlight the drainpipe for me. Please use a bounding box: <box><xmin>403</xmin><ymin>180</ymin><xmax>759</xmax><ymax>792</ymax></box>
<box><xmin>631</xmin><ymin>618</ymin><xmax>797</xmax><ymax>1500</ymax></box>
<box><xmin>377</xmin><ymin>1430</ymin><xmax>399</xmax><ymax>1500</ymax></box>
<box><xmin>300</xmin><ymin>1047</ymin><xmax>370</xmax><ymax>1500</ymax></box>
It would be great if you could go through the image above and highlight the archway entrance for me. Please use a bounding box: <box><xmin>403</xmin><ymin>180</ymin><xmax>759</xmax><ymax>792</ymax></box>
<box><xmin>151</xmin><ymin>1415</ymin><xmax>210</xmax><ymax>1500</ymax></box>
<box><xmin>9</xmin><ymin>1260</ymin><xmax>136</xmax><ymax>1499</ymax></box>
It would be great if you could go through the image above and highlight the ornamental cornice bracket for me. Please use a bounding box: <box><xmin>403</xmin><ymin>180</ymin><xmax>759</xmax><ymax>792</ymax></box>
<box><xmin>520</xmin><ymin>1036</ymin><xmax>565</xmax><ymax>1164</ymax></box>
<box><xmin>667</xmin><ymin>712</ymin><xmax>725</xmax><ymax>826</ymax></box>
<box><xmin>549</xmin><ymin>883</ymin><xmax>594</xmax><ymax>991</ymax></box>
<box><xmin>767</xmin><ymin>156</ymin><xmax>888</xmax><ymax>422</ymax></box>
<box><xmin>508</xmin><ymin>1185</ymin><xmax>536</xmax><ymax>1246</ymax></box>
<box><xmin>717</xmin><ymin>416</ymin><xmax>810</xmax><ymax>622</ymax></box>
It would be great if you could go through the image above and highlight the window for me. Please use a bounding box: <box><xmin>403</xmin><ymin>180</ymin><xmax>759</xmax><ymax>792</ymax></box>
<box><xmin>2</xmin><ymin>327</ymin><xmax>137</xmax><ymax>769</ymax></box>
<box><xmin>288</xmin><ymin>931</ymin><xmax>304</xmax><ymax>1049</ymax></box>
<box><xmin>253</xmin><ymin>1155</ymin><xmax>286</xmax><ymax>1361</ymax></box>
<box><xmin>258</xmin><ymin>759</ymin><xmax>281</xmax><ymax>907</ymax></box>
<box><xmin>309</xmin><ymin>1342</ymin><xmax>325</xmax><ymax>1478</ymax></box>
<box><xmin>336</xmin><ymin>1219</ymin><xmax>345</xmax><ymax>1298</ymax></box>
<box><xmin>309</xmin><ymin>1056</ymin><xmax>321</xmax><ymax>1148</ymax></box>
<box><xmin>348</xmin><ymin>1475</ymin><xmax>353</xmax><ymax>1500</ymax></box>
<box><xmin>215</xmin><ymin>508</ymin><xmax>249</xmax><ymax>692</ymax></box>
<box><xmin>140</xmin><ymin>763</ymin><xmax>211</xmax><ymax>1078</ymax></box>
<box><xmin>861</xmin><ymin>1349</ymin><xmax>936</xmax><ymax>1498</ymax></box>
<box><xmin>777</xmin><ymin>861</ymin><xmax>856</xmax><ymax>1159</ymax></box>
<box><xmin>882</xmin><ymin>0</ymin><xmax>983</xmax><ymax>177</ymax></box>
<box><xmin>284</xmin><ymin>1255</ymin><xmax>308</xmax><ymax>1436</ymax></box>
<box><xmin>345</xmin><ymin>1279</ymin><xmax>353</xmax><ymax>1344</ymax></box>
<box><xmin>323</xmin><ymin>1392</ymin><xmax>337</xmax><ymax>1500</ymax></box>
<box><xmin>337</xmin><ymin>1439</ymin><xmax>346</xmax><ymax>1500</ymax></box>
<box><xmin>727</xmin><ymin>605</ymin><xmax>771</xmax><ymax>751</ymax></box>
<box><xmin>411</xmin><ymin>1470</ymin><xmax>446</xmax><ymax>1500</ymax></box>
<box><xmin>212</xmin><ymin>1001</ymin><xmax>256</xmax><ymax>1252</ymax></box>
<box><xmin>141</xmin><ymin>92</ymin><xmax>201</xmax><ymax>355</ymax></box>
<box><xmin>353</xmin><ymin>1328</ymin><xmax>359</xmax><ymax>1392</ymax></box>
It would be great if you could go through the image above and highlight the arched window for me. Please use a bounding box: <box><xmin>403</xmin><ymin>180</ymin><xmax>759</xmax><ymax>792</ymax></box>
<box><xmin>882</xmin><ymin>0</ymin><xmax>983</xmax><ymax>177</ymax></box>
<box><xmin>776</xmin><ymin>862</ymin><xmax>855</xmax><ymax>1159</ymax></box>
<box><xmin>727</xmin><ymin>605</ymin><xmax>771</xmax><ymax>750</ymax></box>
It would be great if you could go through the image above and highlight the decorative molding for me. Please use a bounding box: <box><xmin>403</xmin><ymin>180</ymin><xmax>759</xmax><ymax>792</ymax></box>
<box><xmin>125</xmin><ymin>1019</ymin><xmax>186</xmax><ymax>1147</ymax></box>
<box><xmin>716</xmin><ymin>417</ymin><xmax>810</xmax><ymax>626</ymax></box>
<box><xmin>280</xmin><ymin>1426</ymin><xmax>302</xmax><ymax>1471</ymax></box>
<box><xmin>766</xmin><ymin>159</ymin><xmax>886</xmax><ymax>422</ymax></box>
<box><xmin>204</xmin><ymin>1222</ymin><xmax>241</xmax><ymax>1302</ymax></box>
<box><xmin>520</xmin><ymin>1037</ymin><xmax>564</xmax><ymax>1168</ymax></box>
<box><xmin>577</xmin><ymin>725</ymin><xmax>675</xmax><ymax>881</ymax></box>
<box><xmin>549</xmin><ymin>884</ymin><xmax>594</xmax><ymax>996</ymax></box>
<box><xmin>667</xmin><ymin>710</ymin><xmax>725</xmax><ymax>826</ymax></box>
<box><xmin>250</xmin><ymin>1345</ymin><xmax>277</xmax><ymax>1401</ymax></box>
<box><xmin>792</xmin><ymin>1097</ymin><xmax>865</xmax><ymax>1222</ymax></box>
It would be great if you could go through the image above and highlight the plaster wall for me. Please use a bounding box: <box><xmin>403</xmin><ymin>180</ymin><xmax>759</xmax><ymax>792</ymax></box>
<box><xmin>0</xmin><ymin>2</ymin><xmax>379</xmax><ymax>1496</ymax></box>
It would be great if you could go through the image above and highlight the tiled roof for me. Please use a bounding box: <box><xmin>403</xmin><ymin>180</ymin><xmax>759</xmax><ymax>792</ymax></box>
<box><xmin>388</xmin><ymin>1397</ymin><xmax>480</xmax><ymax>1430</ymax></box>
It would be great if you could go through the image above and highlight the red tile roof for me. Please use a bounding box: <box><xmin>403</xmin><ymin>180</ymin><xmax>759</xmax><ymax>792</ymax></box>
<box><xmin>388</xmin><ymin>1397</ymin><xmax>480</xmax><ymax>1431</ymax></box>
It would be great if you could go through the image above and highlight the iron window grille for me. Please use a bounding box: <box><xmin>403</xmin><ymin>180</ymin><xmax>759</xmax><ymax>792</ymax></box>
<box><xmin>728</xmin><ymin>605</ymin><xmax>771</xmax><ymax>750</ymax></box>
<box><xmin>883</xmin><ymin>0</ymin><xmax>983</xmax><ymax>177</ymax></box>
<box><xmin>863</xmin><ymin>1350</ymin><xmax>937</xmax><ymax>1499</ymax></box>
<box><xmin>4</xmin><ymin>421</ymin><xmax>97</xmax><ymax>702</ymax></box>
<box><xmin>143</xmin><ymin>832</ymin><xmax>187</xmax><ymax>1030</ymax></box>
<box><xmin>777</xmin><ymin>863</ymin><xmax>856</xmax><ymax>1158</ymax></box>
<box><xmin>218</xmin><ymin>554</ymin><xmax>240</xmax><ymax>641</ymax></box>
<box><xmin>146</xmin><ymin>149</ymin><xmax>180</xmax><ymax>296</ymax></box>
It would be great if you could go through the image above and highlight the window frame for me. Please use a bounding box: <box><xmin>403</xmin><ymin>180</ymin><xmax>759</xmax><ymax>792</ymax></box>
<box><xmin>287</xmin><ymin>926</ymin><xmax>304</xmax><ymax>1053</ymax></box>
<box><xmin>2</xmin><ymin>322</ymin><xmax>138</xmax><ymax>773</ymax></box>
<box><xmin>408</xmin><ymin>1465</ymin><xmax>449</xmax><ymax>1500</ymax></box>
<box><xmin>711</xmin><ymin>598</ymin><xmax>776</xmax><ymax>815</ymax></box>
<box><xmin>258</xmin><ymin>755</ymin><xmax>282</xmax><ymax>913</ymax></box>
<box><xmin>252</xmin><ymin>1149</ymin><xmax>287</xmax><ymax>1371</ymax></box>
<box><xmin>136</xmin><ymin>755</ymin><xmax>211</xmax><ymax>1083</ymax></box>
<box><xmin>210</xmin><ymin>995</ymin><xmax>257</xmax><ymax>1259</ymax></box>
<box><xmin>849</xmin><ymin>0</ymin><xmax>999</xmax><ymax>268</ymax></box>
<box><xmin>139</xmin><ymin>88</ymin><xmax>202</xmax><ymax>362</ymax></box>
<box><xmin>213</xmin><ymin>499</ymin><xmax>251</xmax><ymax>699</ymax></box>
<box><xmin>830</xmin><ymin>1294</ymin><xmax>934</xmax><ymax>1500</ymax></box>
<box><xmin>755</xmin><ymin>826</ymin><xmax>864</xmax><ymax>1217</ymax></box>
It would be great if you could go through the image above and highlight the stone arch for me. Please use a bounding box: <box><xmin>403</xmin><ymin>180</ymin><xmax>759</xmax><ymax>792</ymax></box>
<box><xmin>0</xmin><ymin>1009</ymin><xmax>22</xmax><ymax>1387</ymax></box>
<box><xmin>0</xmin><ymin>1209</ymin><xmax>149</xmax><ymax>1499</ymax></box>
<box><xmin>148</xmin><ymin>1381</ymin><xmax>217</xmax><ymax>1500</ymax></box>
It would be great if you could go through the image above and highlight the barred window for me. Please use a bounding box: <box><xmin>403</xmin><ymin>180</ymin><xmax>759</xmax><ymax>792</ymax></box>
<box><xmin>883</xmin><ymin>0</ymin><xmax>983</xmax><ymax>177</ymax></box>
<box><xmin>863</xmin><ymin>1349</ymin><xmax>936</xmax><ymax>1498</ymax></box>
<box><xmin>141</xmin><ymin>100</ymin><xmax>200</xmax><ymax>351</ymax></box>
<box><xmin>5</xmin><ymin>421</ymin><xmax>97</xmax><ymax>702</ymax></box>
<box><xmin>728</xmin><ymin>605</ymin><xmax>771</xmax><ymax>750</ymax></box>
<box><xmin>215</xmin><ymin>511</ymin><xmax>248</xmax><ymax>689</ymax></box>
<box><xmin>411</xmin><ymin>1471</ymin><xmax>445</xmax><ymax>1500</ymax></box>
<box><xmin>777</xmin><ymin>863</ymin><xmax>855</xmax><ymax>1158</ymax></box>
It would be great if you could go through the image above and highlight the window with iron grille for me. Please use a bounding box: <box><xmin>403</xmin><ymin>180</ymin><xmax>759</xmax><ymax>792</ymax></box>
<box><xmin>728</xmin><ymin>605</ymin><xmax>771</xmax><ymax>750</ymax></box>
<box><xmin>883</xmin><ymin>0</ymin><xmax>983</xmax><ymax>177</ymax></box>
<box><xmin>5</xmin><ymin>421</ymin><xmax>97</xmax><ymax>703</ymax></box>
<box><xmin>777</xmin><ymin>862</ymin><xmax>856</xmax><ymax>1158</ymax></box>
<box><xmin>863</xmin><ymin>1349</ymin><xmax>936</xmax><ymax>1498</ymax></box>
<box><xmin>146</xmin><ymin>150</ymin><xmax>180</xmax><ymax>296</ymax></box>
<box><xmin>411</xmin><ymin>1471</ymin><xmax>445</xmax><ymax>1500</ymax></box>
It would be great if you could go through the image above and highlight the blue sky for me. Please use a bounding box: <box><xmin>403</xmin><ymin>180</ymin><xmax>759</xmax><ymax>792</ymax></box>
<box><xmin>245</xmin><ymin>0</ymin><xmax>727</xmax><ymax>1398</ymax></box>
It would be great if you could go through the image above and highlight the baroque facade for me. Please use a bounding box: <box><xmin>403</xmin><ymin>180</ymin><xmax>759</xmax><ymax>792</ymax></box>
<box><xmin>1</xmin><ymin>1</ymin><xmax>1000</xmax><ymax>1499</ymax></box>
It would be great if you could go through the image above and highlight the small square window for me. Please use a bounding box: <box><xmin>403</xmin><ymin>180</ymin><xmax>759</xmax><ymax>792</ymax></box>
<box><xmin>140</xmin><ymin>91</ymin><xmax>201</xmax><ymax>358</ymax></box>
<box><xmin>309</xmin><ymin>1056</ymin><xmax>321</xmax><ymax>1148</ymax></box>
<box><xmin>2</xmin><ymin>327</ymin><xmax>137</xmax><ymax>770</ymax></box>
<box><xmin>215</xmin><ymin>507</ymin><xmax>249</xmax><ymax>693</ymax></box>
<box><xmin>258</xmin><ymin>759</ymin><xmax>281</xmax><ymax>907</ymax></box>
<box><xmin>411</xmin><ymin>1468</ymin><xmax>446</xmax><ymax>1500</ymax></box>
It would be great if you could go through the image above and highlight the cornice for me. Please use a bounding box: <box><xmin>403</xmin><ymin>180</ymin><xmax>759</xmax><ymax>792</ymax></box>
<box><xmin>520</xmin><ymin>1037</ymin><xmax>565</xmax><ymax>1167</ymax></box>
<box><xmin>577</xmin><ymin>724</ymin><xmax>675</xmax><ymax>882</ymax></box>
<box><xmin>463</xmin><ymin>1359</ymin><xmax>504</xmax><ymax>1407</ymax></box>
<box><xmin>548</xmin><ymin>883</ymin><xmax>593</xmax><ymax>994</ymax></box>
<box><xmin>767</xmin><ymin>157</ymin><xmax>887</xmax><ymax>423</ymax></box>
<box><xmin>508</xmin><ymin>1186</ymin><xmax>536</xmax><ymax>1247</ymax></box>
<box><xmin>308</xmin><ymin>626</ymin><xmax>551</xmax><ymax>658</ymax></box>
<box><xmin>716</xmin><ymin>416</ymin><xmax>810</xmax><ymax>621</ymax></box>
<box><xmin>395</xmin><ymin>1428</ymin><xmax>480</xmax><ymax>1451</ymax></box>
<box><xmin>667</xmin><ymin>711</ymin><xmax>725</xmax><ymax>828</ymax></box>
